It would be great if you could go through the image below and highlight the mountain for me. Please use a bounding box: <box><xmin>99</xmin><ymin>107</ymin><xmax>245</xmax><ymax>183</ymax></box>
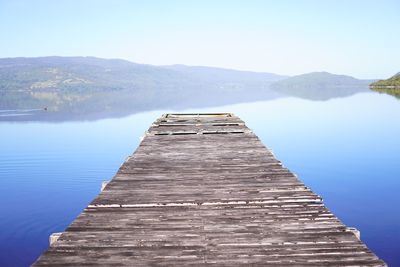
<box><xmin>163</xmin><ymin>64</ymin><xmax>285</xmax><ymax>83</ymax></box>
<box><xmin>0</xmin><ymin>57</ymin><xmax>375</xmax><ymax>121</ymax></box>
<box><xmin>0</xmin><ymin>57</ymin><xmax>285</xmax><ymax>120</ymax></box>
<box><xmin>370</xmin><ymin>73</ymin><xmax>400</xmax><ymax>99</ymax></box>
<box><xmin>270</xmin><ymin>72</ymin><xmax>372</xmax><ymax>100</ymax></box>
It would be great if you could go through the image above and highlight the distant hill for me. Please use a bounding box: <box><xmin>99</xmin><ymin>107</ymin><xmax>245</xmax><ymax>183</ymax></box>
<box><xmin>0</xmin><ymin>57</ymin><xmax>375</xmax><ymax>121</ymax></box>
<box><xmin>163</xmin><ymin>64</ymin><xmax>284</xmax><ymax>83</ymax></box>
<box><xmin>370</xmin><ymin>73</ymin><xmax>400</xmax><ymax>99</ymax></box>
<box><xmin>0</xmin><ymin>57</ymin><xmax>285</xmax><ymax>120</ymax></box>
<box><xmin>270</xmin><ymin>72</ymin><xmax>372</xmax><ymax>100</ymax></box>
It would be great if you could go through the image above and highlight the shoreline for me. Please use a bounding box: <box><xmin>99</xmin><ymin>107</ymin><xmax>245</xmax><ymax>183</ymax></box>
<box><xmin>369</xmin><ymin>85</ymin><xmax>400</xmax><ymax>89</ymax></box>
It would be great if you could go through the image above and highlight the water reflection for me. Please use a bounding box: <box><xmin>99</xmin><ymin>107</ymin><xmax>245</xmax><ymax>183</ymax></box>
<box><xmin>0</xmin><ymin>92</ymin><xmax>399</xmax><ymax>266</ymax></box>
<box><xmin>0</xmin><ymin>85</ymin><xmax>376</xmax><ymax>122</ymax></box>
<box><xmin>370</xmin><ymin>87</ymin><xmax>400</xmax><ymax>99</ymax></box>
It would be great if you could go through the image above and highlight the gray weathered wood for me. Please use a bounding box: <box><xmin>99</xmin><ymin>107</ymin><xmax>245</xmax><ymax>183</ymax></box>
<box><xmin>33</xmin><ymin>113</ymin><xmax>386</xmax><ymax>266</ymax></box>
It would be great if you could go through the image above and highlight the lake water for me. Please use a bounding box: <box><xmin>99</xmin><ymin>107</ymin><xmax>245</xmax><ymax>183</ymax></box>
<box><xmin>0</xmin><ymin>92</ymin><xmax>399</xmax><ymax>266</ymax></box>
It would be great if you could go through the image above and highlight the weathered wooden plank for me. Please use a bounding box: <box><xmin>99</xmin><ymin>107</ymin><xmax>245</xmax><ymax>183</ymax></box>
<box><xmin>33</xmin><ymin>113</ymin><xmax>386</xmax><ymax>266</ymax></box>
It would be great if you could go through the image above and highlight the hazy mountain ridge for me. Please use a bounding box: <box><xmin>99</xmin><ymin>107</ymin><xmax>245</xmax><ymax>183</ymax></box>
<box><xmin>0</xmin><ymin>57</ymin><xmax>285</xmax><ymax>120</ymax></box>
<box><xmin>270</xmin><ymin>72</ymin><xmax>372</xmax><ymax>100</ymax></box>
<box><xmin>0</xmin><ymin>57</ymin><xmax>373</xmax><ymax>121</ymax></box>
<box><xmin>163</xmin><ymin>64</ymin><xmax>287</xmax><ymax>83</ymax></box>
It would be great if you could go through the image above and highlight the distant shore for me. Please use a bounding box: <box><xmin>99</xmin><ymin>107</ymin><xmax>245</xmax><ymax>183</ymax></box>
<box><xmin>369</xmin><ymin>85</ymin><xmax>400</xmax><ymax>89</ymax></box>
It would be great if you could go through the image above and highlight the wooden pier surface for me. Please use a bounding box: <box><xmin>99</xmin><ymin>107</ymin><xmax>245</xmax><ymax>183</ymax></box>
<box><xmin>33</xmin><ymin>113</ymin><xmax>386</xmax><ymax>266</ymax></box>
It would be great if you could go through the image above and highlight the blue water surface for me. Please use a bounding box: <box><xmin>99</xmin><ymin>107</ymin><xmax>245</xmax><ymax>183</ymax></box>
<box><xmin>0</xmin><ymin>92</ymin><xmax>399</xmax><ymax>266</ymax></box>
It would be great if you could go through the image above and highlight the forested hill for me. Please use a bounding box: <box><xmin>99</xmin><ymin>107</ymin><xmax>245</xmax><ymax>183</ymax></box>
<box><xmin>370</xmin><ymin>72</ymin><xmax>400</xmax><ymax>99</ymax></box>
<box><xmin>370</xmin><ymin>73</ymin><xmax>400</xmax><ymax>87</ymax></box>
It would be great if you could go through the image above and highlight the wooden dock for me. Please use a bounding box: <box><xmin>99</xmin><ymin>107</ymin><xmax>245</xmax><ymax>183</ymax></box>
<box><xmin>33</xmin><ymin>113</ymin><xmax>386</xmax><ymax>266</ymax></box>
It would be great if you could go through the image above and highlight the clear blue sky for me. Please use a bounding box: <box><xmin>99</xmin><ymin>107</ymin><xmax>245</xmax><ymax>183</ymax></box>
<box><xmin>0</xmin><ymin>0</ymin><xmax>399</xmax><ymax>78</ymax></box>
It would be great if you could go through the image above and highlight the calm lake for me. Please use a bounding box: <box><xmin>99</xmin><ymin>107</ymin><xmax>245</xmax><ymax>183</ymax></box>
<box><xmin>0</xmin><ymin>92</ymin><xmax>399</xmax><ymax>266</ymax></box>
